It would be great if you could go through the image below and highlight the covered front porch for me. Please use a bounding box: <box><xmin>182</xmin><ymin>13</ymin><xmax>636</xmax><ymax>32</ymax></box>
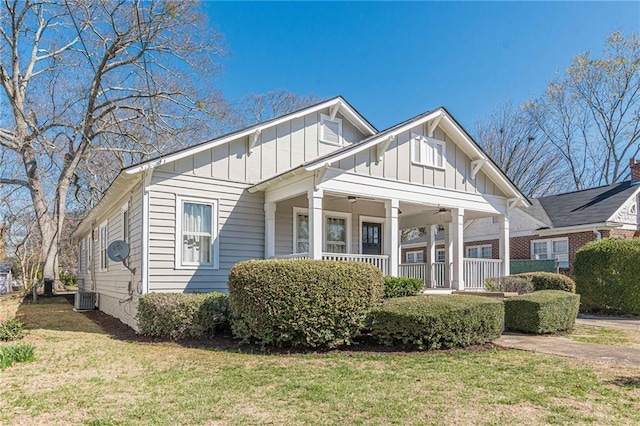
<box><xmin>259</xmin><ymin>181</ymin><xmax>512</xmax><ymax>292</ymax></box>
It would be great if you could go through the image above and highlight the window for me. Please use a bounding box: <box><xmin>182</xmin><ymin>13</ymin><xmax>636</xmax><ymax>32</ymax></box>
<box><xmin>78</xmin><ymin>238</ymin><xmax>84</xmax><ymax>272</ymax></box>
<box><xmin>466</xmin><ymin>244</ymin><xmax>492</xmax><ymax>259</ymax></box>
<box><xmin>87</xmin><ymin>235</ymin><xmax>92</xmax><ymax>273</ymax></box>
<box><xmin>293</xmin><ymin>208</ymin><xmax>351</xmax><ymax>254</ymax></box>
<box><xmin>99</xmin><ymin>222</ymin><xmax>109</xmax><ymax>271</ymax></box>
<box><xmin>320</xmin><ymin>114</ymin><xmax>343</xmax><ymax>146</ymax></box>
<box><xmin>531</xmin><ymin>238</ymin><xmax>569</xmax><ymax>268</ymax></box>
<box><xmin>122</xmin><ymin>206</ymin><xmax>130</xmax><ymax>243</ymax></box>
<box><xmin>177</xmin><ymin>196</ymin><xmax>218</xmax><ymax>268</ymax></box>
<box><xmin>411</xmin><ymin>133</ymin><xmax>445</xmax><ymax>168</ymax></box>
<box><xmin>405</xmin><ymin>250</ymin><xmax>424</xmax><ymax>263</ymax></box>
<box><xmin>436</xmin><ymin>248</ymin><xmax>446</xmax><ymax>263</ymax></box>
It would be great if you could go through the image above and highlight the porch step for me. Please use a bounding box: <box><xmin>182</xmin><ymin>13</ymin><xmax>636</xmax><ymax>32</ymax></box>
<box><xmin>424</xmin><ymin>288</ymin><xmax>455</xmax><ymax>295</ymax></box>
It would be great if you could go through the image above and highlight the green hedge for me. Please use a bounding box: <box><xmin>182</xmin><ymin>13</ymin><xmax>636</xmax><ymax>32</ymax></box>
<box><xmin>228</xmin><ymin>259</ymin><xmax>384</xmax><ymax>348</ymax></box>
<box><xmin>574</xmin><ymin>238</ymin><xmax>640</xmax><ymax>315</ymax></box>
<box><xmin>383</xmin><ymin>277</ymin><xmax>424</xmax><ymax>298</ymax></box>
<box><xmin>0</xmin><ymin>318</ymin><xmax>25</xmax><ymax>341</ymax></box>
<box><xmin>370</xmin><ymin>295</ymin><xmax>504</xmax><ymax>350</ymax></box>
<box><xmin>504</xmin><ymin>290</ymin><xmax>580</xmax><ymax>334</ymax></box>
<box><xmin>514</xmin><ymin>272</ymin><xmax>576</xmax><ymax>293</ymax></box>
<box><xmin>484</xmin><ymin>276</ymin><xmax>534</xmax><ymax>294</ymax></box>
<box><xmin>137</xmin><ymin>292</ymin><xmax>229</xmax><ymax>340</ymax></box>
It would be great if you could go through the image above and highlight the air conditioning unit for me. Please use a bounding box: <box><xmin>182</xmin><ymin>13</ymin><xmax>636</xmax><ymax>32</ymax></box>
<box><xmin>74</xmin><ymin>292</ymin><xmax>96</xmax><ymax>311</ymax></box>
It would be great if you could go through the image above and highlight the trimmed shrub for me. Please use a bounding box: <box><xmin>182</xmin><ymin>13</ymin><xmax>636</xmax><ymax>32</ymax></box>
<box><xmin>484</xmin><ymin>276</ymin><xmax>534</xmax><ymax>294</ymax></box>
<box><xmin>514</xmin><ymin>272</ymin><xmax>576</xmax><ymax>293</ymax></box>
<box><xmin>504</xmin><ymin>290</ymin><xmax>580</xmax><ymax>334</ymax></box>
<box><xmin>574</xmin><ymin>238</ymin><xmax>640</xmax><ymax>315</ymax></box>
<box><xmin>383</xmin><ymin>277</ymin><xmax>424</xmax><ymax>298</ymax></box>
<box><xmin>370</xmin><ymin>295</ymin><xmax>504</xmax><ymax>350</ymax></box>
<box><xmin>137</xmin><ymin>292</ymin><xmax>229</xmax><ymax>340</ymax></box>
<box><xmin>0</xmin><ymin>342</ymin><xmax>35</xmax><ymax>369</ymax></box>
<box><xmin>228</xmin><ymin>259</ymin><xmax>384</xmax><ymax>348</ymax></box>
<box><xmin>0</xmin><ymin>318</ymin><xmax>25</xmax><ymax>341</ymax></box>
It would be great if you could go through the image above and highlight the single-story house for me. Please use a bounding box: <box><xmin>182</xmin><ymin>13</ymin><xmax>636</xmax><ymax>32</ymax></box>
<box><xmin>71</xmin><ymin>96</ymin><xmax>529</xmax><ymax>328</ymax></box>
<box><xmin>0</xmin><ymin>262</ymin><xmax>12</xmax><ymax>294</ymax></box>
<box><xmin>402</xmin><ymin>159</ymin><xmax>640</xmax><ymax>273</ymax></box>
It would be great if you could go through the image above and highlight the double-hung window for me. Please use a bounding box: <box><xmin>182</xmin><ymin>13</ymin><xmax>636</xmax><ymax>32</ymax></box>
<box><xmin>531</xmin><ymin>238</ymin><xmax>569</xmax><ymax>268</ymax></box>
<box><xmin>411</xmin><ymin>133</ymin><xmax>445</xmax><ymax>168</ymax></box>
<box><xmin>99</xmin><ymin>222</ymin><xmax>109</xmax><ymax>271</ymax></box>
<box><xmin>293</xmin><ymin>208</ymin><xmax>351</xmax><ymax>254</ymax></box>
<box><xmin>466</xmin><ymin>244</ymin><xmax>493</xmax><ymax>259</ymax></box>
<box><xmin>78</xmin><ymin>238</ymin><xmax>84</xmax><ymax>272</ymax></box>
<box><xmin>177</xmin><ymin>196</ymin><xmax>218</xmax><ymax>268</ymax></box>
<box><xmin>319</xmin><ymin>113</ymin><xmax>343</xmax><ymax>146</ymax></box>
<box><xmin>436</xmin><ymin>248</ymin><xmax>446</xmax><ymax>263</ymax></box>
<box><xmin>405</xmin><ymin>250</ymin><xmax>424</xmax><ymax>263</ymax></box>
<box><xmin>87</xmin><ymin>234</ymin><xmax>93</xmax><ymax>273</ymax></box>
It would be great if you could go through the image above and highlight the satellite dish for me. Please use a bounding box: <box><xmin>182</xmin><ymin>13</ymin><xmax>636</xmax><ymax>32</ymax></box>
<box><xmin>107</xmin><ymin>240</ymin><xmax>130</xmax><ymax>262</ymax></box>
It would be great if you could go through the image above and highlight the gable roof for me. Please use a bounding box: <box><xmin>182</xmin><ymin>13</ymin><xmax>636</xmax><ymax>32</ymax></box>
<box><xmin>250</xmin><ymin>107</ymin><xmax>530</xmax><ymax>206</ymax></box>
<box><xmin>528</xmin><ymin>181</ymin><xmax>640</xmax><ymax>228</ymax></box>
<box><xmin>124</xmin><ymin>96</ymin><xmax>377</xmax><ymax>175</ymax></box>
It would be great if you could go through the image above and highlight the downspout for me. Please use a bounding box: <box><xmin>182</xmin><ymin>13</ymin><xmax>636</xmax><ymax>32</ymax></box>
<box><xmin>593</xmin><ymin>227</ymin><xmax>602</xmax><ymax>241</ymax></box>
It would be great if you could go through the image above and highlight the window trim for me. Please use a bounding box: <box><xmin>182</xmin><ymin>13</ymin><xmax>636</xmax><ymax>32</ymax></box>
<box><xmin>87</xmin><ymin>234</ymin><xmax>92</xmax><ymax>273</ymax></box>
<box><xmin>405</xmin><ymin>250</ymin><xmax>424</xmax><ymax>264</ymax></box>
<box><xmin>292</xmin><ymin>207</ymin><xmax>352</xmax><ymax>254</ymax></box>
<box><xmin>175</xmin><ymin>195</ymin><xmax>219</xmax><ymax>270</ymax></box>
<box><xmin>121</xmin><ymin>203</ymin><xmax>130</xmax><ymax>270</ymax></box>
<box><xmin>78</xmin><ymin>238</ymin><xmax>84</xmax><ymax>273</ymax></box>
<box><xmin>99</xmin><ymin>221</ymin><xmax>109</xmax><ymax>272</ymax></box>
<box><xmin>435</xmin><ymin>248</ymin><xmax>446</xmax><ymax>263</ymax></box>
<box><xmin>530</xmin><ymin>237</ymin><xmax>569</xmax><ymax>268</ymax></box>
<box><xmin>319</xmin><ymin>113</ymin><xmax>343</xmax><ymax>146</ymax></box>
<box><xmin>410</xmin><ymin>133</ymin><xmax>446</xmax><ymax>170</ymax></box>
<box><xmin>465</xmin><ymin>244</ymin><xmax>493</xmax><ymax>259</ymax></box>
<box><xmin>358</xmin><ymin>215</ymin><xmax>384</xmax><ymax>255</ymax></box>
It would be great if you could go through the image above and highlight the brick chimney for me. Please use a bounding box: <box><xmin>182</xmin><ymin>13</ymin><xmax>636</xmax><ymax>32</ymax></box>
<box><xmin>631</xmin><ymin>158</ymin><xmax>640</xmax><ymax>182</ymax></box>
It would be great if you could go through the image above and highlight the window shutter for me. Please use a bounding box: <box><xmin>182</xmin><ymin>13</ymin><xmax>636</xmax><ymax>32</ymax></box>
<box><xmin>322</xmin><ymin>119</ymin><xmax>341</xmax><ymax>144</ymax></box>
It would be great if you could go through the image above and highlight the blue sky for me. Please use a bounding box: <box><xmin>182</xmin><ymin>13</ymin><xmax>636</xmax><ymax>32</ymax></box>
<box><xmin>204</xmin><ymin>1</ymin><xmax>639</xmax><ymax>131</ymax></box>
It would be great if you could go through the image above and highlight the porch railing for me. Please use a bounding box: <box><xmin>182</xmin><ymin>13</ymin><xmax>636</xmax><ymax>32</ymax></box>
<box><xmin>321</xmin><ymin>253</ymin><xmax>389</xmax><ymax>276</ymax></box>
<box><xmin>398</xmin><ymin>262</ymin><xmax>448</xmax><ymax>288</ymax></box>
<box><xmin>463</xmin><ymin>258</ymin><xmax>502</xmax><ymax>290</ymax></box>
<box><xmin>399</xmin><ymin>259</ymin><xmax>503</xmax><ymax>290</ymax></box>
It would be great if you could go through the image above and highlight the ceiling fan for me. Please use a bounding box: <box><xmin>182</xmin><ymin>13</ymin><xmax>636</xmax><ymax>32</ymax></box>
<box><xmin>346</xmin><ymin>195</ymin><xmax>377</xmax><ymax>203</ymax></box>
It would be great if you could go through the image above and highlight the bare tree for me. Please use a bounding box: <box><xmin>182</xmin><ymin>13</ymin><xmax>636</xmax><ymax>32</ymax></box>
<box><xmin>229</xmin><ymin>89</ymin><xmax>321</xmax><ymax>128</ymax></box>
<box><xmin>475</xmin><ymin>101</ymin><xmax>565</xmax><ymax>197</ymax></box>
<box><xmin>0</xmin><ymin>0</ymin><xmax>226</xmax><ymax>287</ymax></box>
<box><xmin>525</xmin><ymin>31</ymin><xmax>640</xmax><ymax>190</ymax></box>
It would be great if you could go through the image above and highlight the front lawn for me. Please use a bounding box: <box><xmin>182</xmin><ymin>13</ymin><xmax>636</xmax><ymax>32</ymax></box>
<box><xmin>1</xmin><ymin>295</ymin><xmax>639</xmax><ymax>425</ymax></box>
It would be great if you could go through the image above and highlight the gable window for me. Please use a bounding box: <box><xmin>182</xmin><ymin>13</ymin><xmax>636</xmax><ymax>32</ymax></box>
<box><xmin>531</xmin><ymin>238</ymin><xmax>569</xmax><ymax>268</ymax></box>
<box><xmin>99</xmin><ymin>222</ymin><xmax>109</xmax><ymax>271</ymax></box>
<box><xmin>411</xmin><ymin>134</ymin><xmax>445</xmax><ymax>169</ymax></box>
<box><xmin>176</xmin><ymin>196</ymin><xmax>218</xmax><ymax>269</ymax></box>
<box><xmin>405</xmin><ymin>250</ymin><xmax>424</xmax><ymax>263</ymax></box>
<box><xmin>293</xmin><ymin>208</ymin><xmax>351</xmax><ymax>254</ymax></box>
<box><xmin>320</xmin><ymin>113</ymin><xmax>343</xmax><ymax>146</ymax></box>
<box><xmin>466</xmin><ymin>244</ymin><xmax>492</xmax><ymax>259</ymax></box>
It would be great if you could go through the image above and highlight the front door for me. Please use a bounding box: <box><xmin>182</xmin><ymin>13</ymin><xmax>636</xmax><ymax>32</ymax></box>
<box><xmin>362</xmin><ymin>222</ymin><xmax>382</xmax><ymax>255</ymax></box>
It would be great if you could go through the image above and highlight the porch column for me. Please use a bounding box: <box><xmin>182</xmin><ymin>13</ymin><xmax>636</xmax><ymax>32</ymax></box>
<box><xmin>499</xmin><ymin>214</ymin><xmax>510</xmax><ymax>277</ymax></box>
<box><xmin>308</xmin><ymin>189</ymin><xmax>323</xmax><ymax>259</ymax></box>
<box><xmin>264</xmin><ymin>202</ymin><xmax>276</xmax><ymax>258</ymax></box>
<box><xmin>385</xmin><ymin>198</ymin><xmax>400</xmax><ymax>276</ymax></box>
<box><xmin>426</xmin><ymin>224</ymin><xmax>437</xmax><ymax>288</ymax></box>
<box><xmin>451</xmin><ymin>208</ymin><xmax>465</xmax><ymax>290</ymax></box>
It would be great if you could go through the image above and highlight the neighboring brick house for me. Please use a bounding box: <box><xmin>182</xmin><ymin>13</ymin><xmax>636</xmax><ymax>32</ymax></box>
<box><xmin>402</xmin><ymin>159</ymin><xmax>640</xmax><ymax>274</ymax></box>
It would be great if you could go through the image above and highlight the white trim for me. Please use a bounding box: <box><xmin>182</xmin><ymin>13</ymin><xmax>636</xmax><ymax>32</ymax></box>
<box><xmin>435</xmin><ymin>248</ymin><xmax>446</xmax><ymax>263</ymax></box>
<box><xmin>120</xmin><ymin>202</ymin><xmax>130</xmax><ymax>270</ymax></box>
<box><xmin>405</xmin><ymin>250</ymin><xmax>424</xmax><ymax>263</ymax></box>
<box><xmin>319</xmin><ymin>113</ymin><xmax>343</xmax><ymax>146</ymax></box>
<box><xmin>535</xmin><ymin>222</ymin><xmax>620</xmax><ymax>236</ymax></box>
<box><xmin>293</xmin><ymin>207</ymin><xmax>352</xmax><ymax>254</ymax></box>
<box><xmin>358</xmin><ymin>215</ymin><xmax>385</xmax><ymax>254</ymax></box>
<box><xmin>124</xmin><ymin>97</ymin><xmax>376</xmax><ymax>175</ymax></box>
<box><xmin>175</xmin><ymin>195</ymin><xmax>220</xmax><ymax>270</ymax></box>
<box><xmin>99</xmin><ymin>221</ymin><xmax>109</xmax><ymax>272</ymax></box>
<box><xmin>606</xmin><ymin>185</ymin><xmax>640</xmax><ymax>223</ymax></box>
<box><xmin>141</xmin><ymin>171</ymin><xmax>151</xmax><ymax>294</ymax></box>
<box><xmin>86</xmin><ymin>235</ymin><xmax>92</xmax><ymax>274</ymax></box>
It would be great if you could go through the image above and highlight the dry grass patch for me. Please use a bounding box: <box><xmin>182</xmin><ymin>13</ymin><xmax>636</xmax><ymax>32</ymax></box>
<box><xmin>567</xmin><ymin>324</ymin><xmax>640</xmax><ymax>349</ymax></box>
<box><xmin>0</xmin><ymin>296</ymin><xmax>639</xmax><ymax>425</ymax></box>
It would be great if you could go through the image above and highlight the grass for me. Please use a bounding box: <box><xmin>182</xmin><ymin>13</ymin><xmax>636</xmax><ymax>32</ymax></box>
<box><xmin>1</xmin><ymin>294</ymin><xmax>640</xmax><ymax>425</ymax></box>
<box><xmin>567</xmin><ymin>324</ymin><xmax>640</xmax><ymax>349</ymax></box>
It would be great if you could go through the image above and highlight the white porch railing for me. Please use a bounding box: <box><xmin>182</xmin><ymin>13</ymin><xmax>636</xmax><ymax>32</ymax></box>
<box><xmin>432</xmin><ymin>262</ymin><xmax>447</xmax><ymax>288</ymax></box>
<box><xmin>463</xmin><ymin>258</ymin><xmax>502</xmax><ymax>290</ymax></box>
<box><xmin>399</xmin><ymin>262</ymin><xmax>449</xmax><ymax>288</ymax></box>
<box><xmin>321</xmin><ymin>253</ymin><xmax>389</xmax><ymax>276</ymax></box>
<box><xmin>276</xmin><ymin>253</ymin><xmax>310</xmax><ymax>260</ymax></box>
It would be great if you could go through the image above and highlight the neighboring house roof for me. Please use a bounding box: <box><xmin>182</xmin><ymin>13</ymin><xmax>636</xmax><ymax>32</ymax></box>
<box><xmin>531</xmin><ymin>181</ymin><xmax>640</xmax><ymax>228</ymax></box>
<box><xmin>0</xmin><ymin>262</ymin><xmax>12</xmax><ymax>274</ymax></box>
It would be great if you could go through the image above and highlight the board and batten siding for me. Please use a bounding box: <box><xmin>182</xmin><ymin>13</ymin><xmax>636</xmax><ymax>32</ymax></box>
<box><xmin>147</xmin><ymin>170</ymin><xmax>265</xmax><ymax>293</ymax></box>
<box><xmin>75</xmin><ymin>182</ymin><xmax>143</xmax><ymax>328</ymax></box>
<box><xmin>156</xmin><ymin>109</ymin><xmax>366</xmax><ymax>183</ymax></box>
<box><xmin>337</xmin><ymin>124</ymin><xmax>506</xmax><ymax>197</ymax></box>
<box><xmin>275</xmin><ymin>194</ymin><xmax>385</xmax><ymax>256</ymax></box>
